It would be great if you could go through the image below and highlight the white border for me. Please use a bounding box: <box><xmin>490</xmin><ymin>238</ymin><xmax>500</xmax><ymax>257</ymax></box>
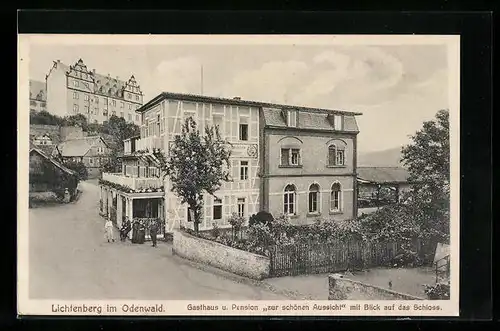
<box><xmin>18</xmin><ymin>34</ymin><xmax>460</xmax><ymax>317</ymax></box>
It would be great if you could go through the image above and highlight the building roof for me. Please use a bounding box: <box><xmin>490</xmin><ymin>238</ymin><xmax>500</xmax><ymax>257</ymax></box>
<box><xmin>56</xmin><ymin>136</ymin><xmax>108</xmax><ymax>157</ymax></box>
<box><xmin>29</xmin><ymin>80</ymin><xmax>46</xmax><ymax>101</ymax></box>
<box><xmin>357</xmin><ymin>167</ymin><xmax>410</xmax><ymax>184</ymax></box>
<box><xmin>30</xmin><ymin>147</ymin><xmax>77</xmax><ymax>176</ymax></box>
<box><xmin>262</xmin><ymin>107</ymin><xmax>359</xmax><ymax>132</ymax></box>
<box><xmin>137</xmin><ymin>92</ymin><xmax>363</xmax><ymax>116</ymax></box>
<box><xmin>58</xmin><ymin>59</ymin><xmax>142</xmax><ymax>99</ymax></box>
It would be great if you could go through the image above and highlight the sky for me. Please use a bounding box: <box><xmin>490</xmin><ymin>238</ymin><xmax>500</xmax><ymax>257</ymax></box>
<box><xmin>28</xmin><ymin>40</ymin><xmax>450</xmax><ymax>153</ymax></box>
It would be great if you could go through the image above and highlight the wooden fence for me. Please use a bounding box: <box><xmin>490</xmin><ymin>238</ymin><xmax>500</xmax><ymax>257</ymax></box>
<box><xmin>269</xmin><ymin>240</ymin><xmax>416</xmax><ymax>277</ymax></box>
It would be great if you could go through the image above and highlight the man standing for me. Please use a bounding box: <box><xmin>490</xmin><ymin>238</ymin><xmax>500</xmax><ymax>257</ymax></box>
<box><xmin>150</xmin><ymin>218</ymin><xmax>158</xmax><ymax>247</ymax></box>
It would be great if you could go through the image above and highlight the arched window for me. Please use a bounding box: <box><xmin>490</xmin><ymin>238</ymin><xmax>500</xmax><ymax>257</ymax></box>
<box><xmin>330</xmin><ymin>183</ymin><xmax>342</xmax><ymax>212</ymax></box>
<box><xmin>283</xmin><ymin>184</ymin><xmax>297</xmax><ymax>215</ymax></box>
<box><xmin>308</xmin><ymin>183</ymin><xmax>320</xmax><ymax>213</ymax></box>
<box><xmin>328</xmin><ymin>143</ymin><xmax>345</xmax><ymax>166</ymax></box>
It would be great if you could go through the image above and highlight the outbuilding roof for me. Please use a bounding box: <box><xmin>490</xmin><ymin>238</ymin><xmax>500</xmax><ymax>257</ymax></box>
<box><xmin>30</xmin><ymin>147</ymin><xmax>77</xmax><ymax>176</ymax></box>
<box><xmin>56</xmin><ymin>136</ymin><xmax>108</xmax><ymax>157</ymax></box>
<box><xmin>357</xmin><ymin>167</ymin><xmax>410</xmax><ymax>184</ymax></box>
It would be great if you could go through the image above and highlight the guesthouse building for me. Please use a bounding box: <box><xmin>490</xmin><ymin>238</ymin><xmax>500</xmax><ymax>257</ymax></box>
<box><xmin>99</xmin><ymin>92</ymin><xmax>361</xmax><ymax>235</ymax></box>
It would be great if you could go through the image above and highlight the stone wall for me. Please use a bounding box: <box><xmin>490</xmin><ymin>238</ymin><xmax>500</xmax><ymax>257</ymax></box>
<box><xmin>172</xmin><ymin>230</ymin><xmax>271</xmax><ymax>280</ymax></box>
<box><xmin>328</xmin><ymin>274</ymin><xmax>424</xmax><ymax>300</ymax></box>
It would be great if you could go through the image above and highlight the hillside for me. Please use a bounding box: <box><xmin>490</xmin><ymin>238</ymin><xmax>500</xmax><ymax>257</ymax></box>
<box><xmin>358</xmin><ymin>147</ymin><xmax>404</xmax><ymax>167</ymax></box>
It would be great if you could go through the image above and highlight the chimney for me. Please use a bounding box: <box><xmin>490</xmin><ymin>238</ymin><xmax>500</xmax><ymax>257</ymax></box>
<box><xmin>57</xmin><ymin>59</ymin><xmax>61</xmax><ymax>63</ymax></box>
<box><xmin>92</xmin><ymin>69</ymin><xmax>96</xmax><ymax>75</ymax></box>
<box><xmin>233</xmin><ymin>96</ymin><xmax>241</xmax><ymax>100</ymax></box>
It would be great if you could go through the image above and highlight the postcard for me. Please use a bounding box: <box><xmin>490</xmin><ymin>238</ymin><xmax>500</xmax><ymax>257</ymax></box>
<box><xmin>18</xmin><ymin>34</ymin><xmax>459</xmax><ymax>317</ymax></box>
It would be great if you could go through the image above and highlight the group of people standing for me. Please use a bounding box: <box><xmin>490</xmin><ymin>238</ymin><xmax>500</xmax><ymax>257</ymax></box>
<box><xmin>104</xmin><ymin>217</ymin><xmax>160</xmax><ymax>247</ymax></box>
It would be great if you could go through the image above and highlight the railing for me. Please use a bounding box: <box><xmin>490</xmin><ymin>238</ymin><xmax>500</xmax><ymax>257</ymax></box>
<box><xmin>102</xmin><ymin>172</ymin><xmax>162</xmax><ymax>190</ymax></box>
<box><xmin>136</xmin><ymin>136</ymin><xmax>163</xmax><ymax>151</ymax></box>
<box><xmin>434</xmin><ymin>254</ymin><xmax>450</xmax><ymax>284</ymax></box>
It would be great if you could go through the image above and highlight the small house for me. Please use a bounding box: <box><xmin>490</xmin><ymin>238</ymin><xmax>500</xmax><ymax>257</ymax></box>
<box><xmin>29</xmin><ymin>146</ymin><xmax>79</xmax><ymax>203</ymax></box>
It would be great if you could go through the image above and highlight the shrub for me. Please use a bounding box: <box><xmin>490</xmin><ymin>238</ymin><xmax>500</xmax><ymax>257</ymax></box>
<box><xmin>228</xmin><ymin>213</ymin><xmax>245</xmax><ymax>240</ymax></box>
<box><xmin>210</xmin><ymin>222</ymin><xmax>221</xmax><ymax>239</ymax></box>
<box><xmin>249</xmin><ymin>211</ymin><xmax>273</xmax><ymax>227</ymax></box>
<box><xmin>64</xmin><ymin>160</ymin><xmax>88</xmax><ymax>180</ymax></box>
<box><xmin>424</xmin><ymin>283</ymin><xmax>450</xmax><ymax>300</ymax></box>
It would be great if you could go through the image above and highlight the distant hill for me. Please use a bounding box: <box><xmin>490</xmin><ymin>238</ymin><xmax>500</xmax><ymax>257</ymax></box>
<box><xmin>358</xmin><ymin>147</ymin><xmax>404</xmax><ymax>167</ymax></box>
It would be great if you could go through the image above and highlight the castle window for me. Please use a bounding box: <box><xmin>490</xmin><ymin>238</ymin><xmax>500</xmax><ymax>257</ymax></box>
<box><xmin>73</xmin><ymin>92</ymin><xmax>79</xmax><ymax>99</ymax></box>
<box><xmin>136</xmin><ymin>95</ymin><xmax>139</xmax><ymax>101</ymax></box>
<box><xmin>84</xmin><ymin>94</ymin><xmax>89</xmax><ymax>101</ymax></box>
<box><xmin>73</xmin><ymin>80</ymin><xmax>79</xmax><ymax>87</ymax></box>
<box><xmin>73</xmin><ymin>104</ymin><xmax>79</xmax><ymax>113</ymax></box>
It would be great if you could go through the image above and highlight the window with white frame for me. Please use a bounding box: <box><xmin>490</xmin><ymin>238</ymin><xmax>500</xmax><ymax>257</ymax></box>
<box><xmin>328</xmin><ymin>144</ymin><xmax>345</xmax><ymax>166</ymax></box>
<box><xmin>84</xmin><ymin>94</ymin><xmax>89</xmax><ymax>101</ymax></box>
<box><xmin>283</xmin><ymin>184</ymin><xmax>297</xmax><ymax>215</ymax></box>
<box><xmin>73</xmin><ymin>104</ymin><xmax>79</xmax><ymax>113</ymax></box>
<box><xmin>281</xmin><ymin>148</ymin><xmax>301</xmax><ymax>166</ymax></box>
<box><xmin>287</xmin><ymin>110</ymin><xmax>297</xmax><ymax>127</ymax></box>
<box><xmin>330</xmin><ymin>183</ymin><xmax>342</xmax><ymax>212</ymax></box>
<box><xmin>308</xmin><ymin>183</ymin><xmax>320</xmax><ymax>213</ymax></box>
<box><xmin>237</xmin><ymin>198</ymin><xmax>245</xmax><ymax>218</ymax></box>
<box><xmin>334</xmin><ymin>114</ymin><xmax>343</xmax><ymax>131</ymax></box>
<box><xmin>240</xmin><ymin>161</ymin><xmax>249</xmax><ymax>180</ymax></box>
<box><xmin>73</xmin><ymin>91</ymin><xmax>79</xmax><ymax>99</ymax></box>
<box><xmin>213</xmin><ymin>198</ymin><xmax>223</xmax><ymax>220</ymax></box>
<box><xmin>239</xmin><ymin>120</ymin><xmax>249</xmax><ymax>141</ymax></box>
<box><xmin>73</xmin><ymin>80</ymin><xmax>79</xmax><ymax>87</ymax></box>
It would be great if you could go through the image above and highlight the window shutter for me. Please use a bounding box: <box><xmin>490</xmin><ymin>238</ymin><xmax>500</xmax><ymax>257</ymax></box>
<box><xmin>281</xmin><ymin>149</ymin><xmax>289</xmax><ymax>165</ymax></box>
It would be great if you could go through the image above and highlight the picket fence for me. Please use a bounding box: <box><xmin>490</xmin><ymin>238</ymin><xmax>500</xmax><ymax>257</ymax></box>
<box><xmin>269</xmin><ymin>240</ymin><xmax>414</xmax><ymax>277</ymax></box>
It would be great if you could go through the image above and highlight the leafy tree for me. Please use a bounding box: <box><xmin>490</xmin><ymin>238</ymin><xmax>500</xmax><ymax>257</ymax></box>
<box><xmin>101</xmin><ymin>148</ymin><xmax>122</xmax><ymax>174</ymax></box>
<box><xmin>401</xmin><ymin>109</ymin><xmax>450</xmax><ymax>244</ymax></box>
<box><xmin>63</xmin><ymin>114</ymin><xmax>89</xmax><ymax>131</ymax></box>
<box><xmin>162</xmin><ymin>117</ymin><xmax>232</xmax><ymax>233</ymax></box>
<box><xmin>63</xmin><ymin>160</ymin><xmax>88</xmax><ymax>181</ymax></box>
<box><xmin>101</xmin><ymin>115</ymin><xmax>140</xmax><ymax>151</ymax></box>
<box><xmin>30</xmin><ymin>110</ymin><xmax>64</xmax><ymax>126</ymax></box>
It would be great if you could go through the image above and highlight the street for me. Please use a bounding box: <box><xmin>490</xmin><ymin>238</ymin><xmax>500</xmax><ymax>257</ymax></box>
<box><xmin>28</xmin><ymin>180</ymin><xmax>287</xmax><ymax>300</ymax></box>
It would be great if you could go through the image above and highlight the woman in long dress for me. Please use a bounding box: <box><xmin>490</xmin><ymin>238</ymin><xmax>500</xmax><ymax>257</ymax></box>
<box><xmin>104</xmin><ymin>219</ymin><xmax>115</xmax><ymax>242</ymax></box>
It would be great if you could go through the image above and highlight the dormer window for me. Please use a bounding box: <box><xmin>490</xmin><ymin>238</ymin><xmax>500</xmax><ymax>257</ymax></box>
<box><xmin>334</xmin><ymin>114</ymin><xmax>343</xmax><ymax>131</ymax></box>
<box><xmin>287</xmin><ymin>110</ymin><xmax>297</xmax><ymax>127</ymax></box>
